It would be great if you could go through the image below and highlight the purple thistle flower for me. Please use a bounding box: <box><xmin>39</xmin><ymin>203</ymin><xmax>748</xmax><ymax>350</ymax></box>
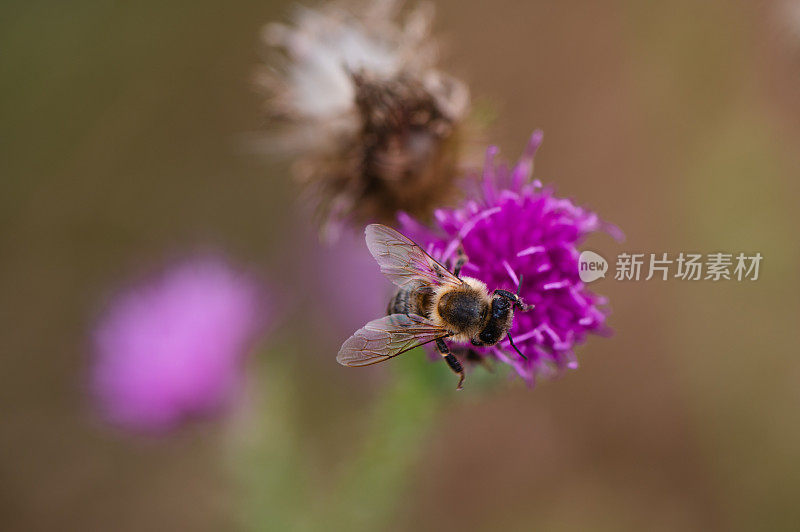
<box><xmin>398</xmin><ymin>131</ymin><xmax>622</xmax><ymax>385</ymax></box>
<box><xmin>91</xmin><ymin>255</ymin><xmax>269</xmax><ymax>433</ymax></box>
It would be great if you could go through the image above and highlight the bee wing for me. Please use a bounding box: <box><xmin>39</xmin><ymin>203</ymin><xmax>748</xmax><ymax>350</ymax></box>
<box><xmin>337</xmin><ymin>313</ymin><xmax>450</xmax><ymax>367</ymax></box>
<box><xmin>365</xmin><ymin>224</ymin><xmax>462</xmax><ymax>291</ymax></box>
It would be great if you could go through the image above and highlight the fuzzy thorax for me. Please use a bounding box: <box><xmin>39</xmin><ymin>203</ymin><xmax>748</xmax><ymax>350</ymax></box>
<box><xmin>429</xmin><ymin>276</ymin><xmax>489</xmax><ymax>343</ymax></box>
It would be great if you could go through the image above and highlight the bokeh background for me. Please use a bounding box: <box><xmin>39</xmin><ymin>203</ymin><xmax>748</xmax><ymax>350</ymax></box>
<box><xmin>3</xmin><ymin>0</ymin><xmax>800</xmax><ymax>530</ymax></box>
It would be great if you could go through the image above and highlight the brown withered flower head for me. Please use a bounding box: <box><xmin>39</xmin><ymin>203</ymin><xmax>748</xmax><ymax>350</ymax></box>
<box><xmin>257</xmin><ymin>0</ymin><xmax>470</xmax><ymax>240</ymax></box>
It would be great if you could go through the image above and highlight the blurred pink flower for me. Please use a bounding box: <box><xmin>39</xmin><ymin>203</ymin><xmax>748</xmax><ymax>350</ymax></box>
<box><xmin>91</xmin><ymin>255</ymin><xmax>269</xmax><ymax>433</ymax></box>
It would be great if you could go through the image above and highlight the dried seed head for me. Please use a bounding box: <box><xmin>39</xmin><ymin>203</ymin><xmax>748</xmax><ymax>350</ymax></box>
<box><xmin>257</xmin><ymin>1</ymin><xmax>471</xmax><ymax>241</ymax></box>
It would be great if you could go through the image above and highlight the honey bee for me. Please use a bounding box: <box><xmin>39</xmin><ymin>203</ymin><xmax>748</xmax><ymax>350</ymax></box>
<box><xmin>337</xmin><ymin>224</ymin><xmax>532</xmax><ymax>389</ymax></box>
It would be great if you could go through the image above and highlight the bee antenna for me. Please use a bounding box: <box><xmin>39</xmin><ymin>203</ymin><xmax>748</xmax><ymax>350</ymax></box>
<box><xmin>507</xmin><ymin>333</ymin><xmax>527</xmax><ymax>361</ymax></box>
<box><xmin>514</xmin><ymin>276</ymin><xmax>533</xmax><ymax>312</ymax></box>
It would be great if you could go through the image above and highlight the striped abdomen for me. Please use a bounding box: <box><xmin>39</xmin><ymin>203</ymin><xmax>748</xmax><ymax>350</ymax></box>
<box><xmin>388</xmin><ymin>286</ymin><xmax>434</xmax><ymax>318</ymax></box>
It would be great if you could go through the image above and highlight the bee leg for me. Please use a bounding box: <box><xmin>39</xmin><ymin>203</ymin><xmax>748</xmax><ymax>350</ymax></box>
<box><xmin>452</xmin><ymin>246</ymin><xmax>469</xmax><ymax>278</ymax></box>
<box><xmin>436</xmin><ymin>338</ymin><xmax>465</xmax><ymax>390</ymax></box>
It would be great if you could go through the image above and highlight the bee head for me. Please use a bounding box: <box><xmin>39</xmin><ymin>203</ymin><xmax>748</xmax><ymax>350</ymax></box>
<box><xmin>475</xmin><ymin>289</ymin><xmax>529</xmax><ymax>347</ymax></box>
<box><xmin>473</xmin><ymin>283</ymin><xmax>533</xmax><ymax>359</ymax></box>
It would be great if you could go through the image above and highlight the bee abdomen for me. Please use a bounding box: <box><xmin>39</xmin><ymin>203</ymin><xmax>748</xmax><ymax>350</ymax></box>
<box><xmin>388</xmin><ymin>286</ymin><xmax>433</xmax><ymax>318</ymax></box>
<box><xmin>388</xmin><ymin>287</ymin><xmax>412</xmax><ymax>315</ymax></box>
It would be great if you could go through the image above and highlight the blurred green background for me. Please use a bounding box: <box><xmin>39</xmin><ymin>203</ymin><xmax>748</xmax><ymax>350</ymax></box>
<box><xmin>2</xmin><ymin>0</ymin><xmax>800</xmax><ymax>530</ymax></box>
